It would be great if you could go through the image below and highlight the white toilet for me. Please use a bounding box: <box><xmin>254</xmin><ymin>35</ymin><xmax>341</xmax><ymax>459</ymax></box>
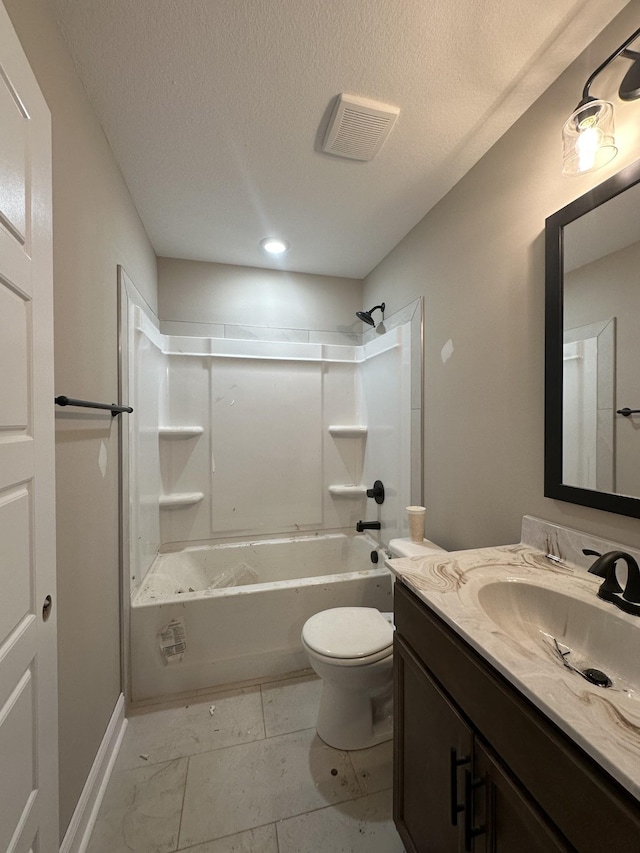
<box><xmin>302</xmin><ymin>607</ymin><xmax>394</xmax><ymax>750</ymax></box>
<box><xmin>302</xmin><ymin>536</ymin><xmax>445</xmax><ymax>751</ymax></box>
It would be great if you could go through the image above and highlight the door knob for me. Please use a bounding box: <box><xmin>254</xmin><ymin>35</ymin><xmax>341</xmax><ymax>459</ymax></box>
<box><xmin>42</xmin><ymin>595</ymin><xmax>53</xmax><ymax>621</ymax></box>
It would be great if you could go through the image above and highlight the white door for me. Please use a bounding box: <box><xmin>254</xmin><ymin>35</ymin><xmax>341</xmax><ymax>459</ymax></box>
<box><xmin>0</xmin><ymin>3</ymin><xmax>59</xmax><ymax>851</ymax></box>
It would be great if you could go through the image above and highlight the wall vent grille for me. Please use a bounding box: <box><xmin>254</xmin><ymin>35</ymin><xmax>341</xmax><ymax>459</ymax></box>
<box><xmin>322</xmin><ymin>94</ymin><xmax>400</xmax><ymax>162</ymax></box>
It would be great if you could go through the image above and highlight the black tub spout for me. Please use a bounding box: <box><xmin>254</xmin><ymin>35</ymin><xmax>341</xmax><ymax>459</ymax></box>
<box><xmin>356</xmin><ymin>520</ymin><xmax>381</xmax><ymax>532</ymax></box>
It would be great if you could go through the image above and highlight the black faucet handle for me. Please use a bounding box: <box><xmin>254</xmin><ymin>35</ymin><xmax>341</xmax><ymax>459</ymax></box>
<box><xmin>365</xmin><ymin>480</ymin><xmax>385</xmax><ymax>505</ymax></box>
<box><xmin>621</xmin><ymin>554</ymin><xmax>640</xmax><ymax>604</ymax></box>
<box><xmin>587</xmin><ymin>550</ymin><xmax>640</xmax><ymax>616</ymax></box>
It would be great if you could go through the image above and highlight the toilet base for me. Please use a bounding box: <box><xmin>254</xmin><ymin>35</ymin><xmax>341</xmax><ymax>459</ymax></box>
<box><xmin>315</xmin><ymin>681</ymin><xmax>392</xmax><ymax>751</ymax></box>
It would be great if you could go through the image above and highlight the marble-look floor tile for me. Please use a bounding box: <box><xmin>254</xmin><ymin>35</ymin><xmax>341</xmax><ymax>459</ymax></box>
<box><xmin>276</xmin><ymin>789</ymin><xmax>405</xmax><ymax>853</ymax></box>
<box><xmin>349</xmin><ymin>739</ymin><xmax>393</xmax><ymax>795</ymax></box>
<box><xmin>179</xmin><ymin>729</ymin><xmax>360</xmax><ymax>847</ymax></box>
<box><xmin>177</xmin><ymin>824</ymin><xmax>278</xmax><ymax>852</ymax></box>
<box><xmin>86</xmin><ymin>757</ymin><xmax>188</xmax><ymax>853</ymax></box>
<box><xmin>117</xmin><ymin>688</ymin><xmax>265</xmax><ymax>770</ymax></box>
<box><xmin>261</xmin><ymin>674</ymin><xmax>322</xmax><ymax>737</ymax></box>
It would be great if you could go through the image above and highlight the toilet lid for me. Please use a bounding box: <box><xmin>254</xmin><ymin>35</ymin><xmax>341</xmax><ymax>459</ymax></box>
<box><xmin>302</xmin><ymin>607</ymin><xmax>393</xmax><ymax>659</ymax></box>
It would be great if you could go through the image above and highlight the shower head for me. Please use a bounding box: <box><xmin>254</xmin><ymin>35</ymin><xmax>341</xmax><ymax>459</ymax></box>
<box><xmin>356</xmin><ymin>303</ymin><xmax>385</xmax><ymax>327</ymax></box>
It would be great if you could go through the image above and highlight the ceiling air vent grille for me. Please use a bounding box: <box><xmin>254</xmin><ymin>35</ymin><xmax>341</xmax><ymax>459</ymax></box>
<box><xmin>322</xmin><ymin>94</ymin><xmax>400</xmax><ymax>162</ymax></box>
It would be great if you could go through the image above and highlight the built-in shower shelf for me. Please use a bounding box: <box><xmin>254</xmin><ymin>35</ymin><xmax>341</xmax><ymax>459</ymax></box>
<box><xmin>159</xmin><ymin>492</ymin><xmax>204</xmax><ymax>508</ymax></box>
<box><xmin>159</xmin><ymin>426</ymin><xmax>204</xmax><ymax>438</ymax></box>
<box><xmin>328</xmin><ymin>484</ymin><xmax>367</xmax><ymax>497</ymax></box>
<box><xmin>328</xmin><ymin>425</ymin><xmax>367</xmax><ymax>437</ymax></box>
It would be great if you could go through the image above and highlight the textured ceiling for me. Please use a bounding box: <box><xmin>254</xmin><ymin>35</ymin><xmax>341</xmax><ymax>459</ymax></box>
<box><xmin>48</xmin><ymin>0</ymin><xmax>629</xmax><ymax>278</ymax></box>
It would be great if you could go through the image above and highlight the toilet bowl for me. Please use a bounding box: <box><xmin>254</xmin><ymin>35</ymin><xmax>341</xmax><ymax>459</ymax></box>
<box><xmin>301</xmin><ymin>607</ymin><xmax>394</xmax><ymax>750</ymax></box>
<box><xmin>302</xmin><ymin>537</ymin><xmax>447</xmax><ymax>750</ymax></box>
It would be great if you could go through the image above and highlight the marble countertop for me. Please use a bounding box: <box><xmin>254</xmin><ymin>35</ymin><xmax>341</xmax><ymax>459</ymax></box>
<box><xmin>388</xmin><ymin>543</ymin><xmax>640</xmax><ymax>801</ymax></box>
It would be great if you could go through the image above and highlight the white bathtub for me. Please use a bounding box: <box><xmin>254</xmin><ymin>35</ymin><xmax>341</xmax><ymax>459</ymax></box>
<box><xmin>130</xmin><ymin>533</ymin><xmax>392</xmax><ymax>701</ymax></box>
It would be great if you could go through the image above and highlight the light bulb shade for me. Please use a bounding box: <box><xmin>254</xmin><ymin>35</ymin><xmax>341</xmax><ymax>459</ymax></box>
<box><xmin>562</xmin><ymin>100</ymin><xmax>617</xmax><ymax>176</ymax></box>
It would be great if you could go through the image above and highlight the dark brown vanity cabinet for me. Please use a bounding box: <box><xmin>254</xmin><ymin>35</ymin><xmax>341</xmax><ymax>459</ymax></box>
<box><xmin>395</xmin><ymin>635</ymin><xmax>473</xmax><ymax>851</ymax></box>
<box><xmin>393</xmin><ymin>580</ymin><xmax>640</xmax><ymax>853</ymax></box>
<box><xmin>395</xmin><ymin>636</ymin><xmax>565</xmax><ymax>852</ymax></box>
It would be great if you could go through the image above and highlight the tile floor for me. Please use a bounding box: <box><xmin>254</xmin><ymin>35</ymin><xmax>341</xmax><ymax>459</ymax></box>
<box><xmin>86</xmin><ymin>673</ymin><xmax>406</xmax><ymax>852</ymax></box>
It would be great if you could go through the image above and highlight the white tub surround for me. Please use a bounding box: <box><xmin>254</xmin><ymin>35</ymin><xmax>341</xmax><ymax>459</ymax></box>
<box><xmin>131</xmin><ymin>533</ymin><xmax>392</xmax><ymax>701</ymax></box>
<box><xmin>123</xmin><ymin>293</ymin><xmax>423</xmax><ymax>595</ymax></box>
<box><xmin>328</xmin><ymin>425</ymin><xmax>367</xmax><ymax>437</ymax></box>
<box><xmin>158</xmin><ymin>426</ymin><xmax>204</xmax><ymax>438</ymax></box>
<box><xmin>328</xmin><ymin>485</ymin><xmax>367</xmax><ymax>497</ymax></box>
<box><xmin>127</xmin><ymin>309</ymin><xmax>413</xmax><ymax>589</ymax></box>
<box><xmin>388</xmin><ymin>516</ymin><xmax>640</xmax><ymax>801</ymax></box>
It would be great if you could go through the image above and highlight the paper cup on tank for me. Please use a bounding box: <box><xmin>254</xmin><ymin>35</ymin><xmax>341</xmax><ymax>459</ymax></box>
<box><xmin>406</xmin><ymin>506</ymin><xmax>426</xmax><ymax>543</ymax></box>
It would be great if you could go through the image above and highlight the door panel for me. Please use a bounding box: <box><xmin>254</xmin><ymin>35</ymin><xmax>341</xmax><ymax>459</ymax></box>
<box><xmin>0</xmin><ymin>669</ymin><xmax>36</xmax><ymax>853</ymax></box>
<box><xmin>0</xmin><ymin>283</ymin><xmax>29</xmax><ymax>427</ymax></box>
<box><xmin>0</xmin><ymin>1</ymin><xmax>57</xmax><ymax>850</ymax></box>
<box><xmin>473</xmin><ymin>740</ymin><xmax>570</xmax><ymax>852</ymax></box>
<box><xmin>0</xmin><ymin>487</ymin><xmax>31</xmax><ymax>647</ymax></box>
<box><xmin>0</xmin><ymin>63</ymin><xmax>27</xmax><ymax>243</ymax></box>
<box><xmin>395</xmin><ymin>636</ymin><xmax>473</xmax><ymax>852</ymax></box>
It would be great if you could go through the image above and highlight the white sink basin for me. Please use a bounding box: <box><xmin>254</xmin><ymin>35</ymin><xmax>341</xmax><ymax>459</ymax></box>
<box><xmin>474</xmin><ymin>579</ymin><xmax>640</xmax><ymax>697</ymax></box>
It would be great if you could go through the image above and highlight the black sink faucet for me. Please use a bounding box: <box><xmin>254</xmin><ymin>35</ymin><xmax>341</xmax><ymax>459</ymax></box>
<box><xmin>588</xmin><ymin>550</ymin><xmax>640</xmax><ymax>616</ymax></box>
<box><xmin>356</xmin><ymin>520</ymin><xmax>381</xmax><ymax>532</ymax></box>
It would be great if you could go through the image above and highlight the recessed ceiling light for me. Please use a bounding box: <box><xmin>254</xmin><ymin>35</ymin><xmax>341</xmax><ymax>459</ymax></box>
<box><xmin>260</xmin><ymin>237</ymin><xmax>289</xmax><ymax>255</ymax></box>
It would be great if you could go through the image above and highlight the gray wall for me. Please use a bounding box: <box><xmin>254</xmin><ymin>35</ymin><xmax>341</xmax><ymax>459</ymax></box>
<box><xmin>4</xmin><ymin>0</ymin><xmax>158</xmax><ymax>839</ymax></box>
<box><xmin>158</xmin><ymin>257</ymin><xmax>363</xmax><ymax>335</ymax></box>
<box><xmin>364</xmin><ymin>0</ymin><xmax>640</xmax><ymax>552</ymax></box>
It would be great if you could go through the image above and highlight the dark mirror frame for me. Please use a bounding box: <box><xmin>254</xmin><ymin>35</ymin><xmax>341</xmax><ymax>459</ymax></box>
<box><xmin>545</xmin><ymin>157</ymin><xmax>640</xmax><ymax>519</ymax></box>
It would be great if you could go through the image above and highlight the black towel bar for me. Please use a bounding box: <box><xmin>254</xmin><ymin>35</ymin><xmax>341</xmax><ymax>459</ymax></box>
<box><xmin>54</xmin><ymin>396</ymin><xmax>133</xmax><ymax>417</ymax></box>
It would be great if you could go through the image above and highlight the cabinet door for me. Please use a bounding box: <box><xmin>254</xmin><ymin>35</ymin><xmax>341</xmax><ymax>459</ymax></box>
<box><xmin>471</xmin><ymin>740</ymin><xmax>571</xmax><ymax>853</ymax></box>
<box><xmin>394</xmin><ymin>636</ymin><xmax>473</xmax><ymax>853</ymax></box>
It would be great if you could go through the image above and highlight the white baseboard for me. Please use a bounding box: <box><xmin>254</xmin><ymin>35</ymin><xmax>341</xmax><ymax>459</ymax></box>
<box><xmin>60</xmin><ymin>693</ymin><xmax>127</xmax><ymax>853</ymax></box>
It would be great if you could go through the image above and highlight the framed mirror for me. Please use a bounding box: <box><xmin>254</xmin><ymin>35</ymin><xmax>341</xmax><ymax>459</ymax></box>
<box><xmin>545</xmin><ymin>158</ymin><xmax>640</xmax><ymax>518</ymax></box>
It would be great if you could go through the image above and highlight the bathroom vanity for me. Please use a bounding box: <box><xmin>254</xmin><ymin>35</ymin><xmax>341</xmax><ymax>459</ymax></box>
<box><xmin>389</xmin><ymin>524</ymin><xmax>640</xmax><ymax>852</ymax></box>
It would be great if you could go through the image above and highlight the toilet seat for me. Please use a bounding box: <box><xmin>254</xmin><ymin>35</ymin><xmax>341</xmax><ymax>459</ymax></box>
<box><xmin>302</xmin><ymin>607</ymin><xmax>393</xmax><ymax>661</ymax></box>
<box><xmin>305</xmin><ymin>644</ymin><xmax>392</xmax><ymax>667</ymax></box>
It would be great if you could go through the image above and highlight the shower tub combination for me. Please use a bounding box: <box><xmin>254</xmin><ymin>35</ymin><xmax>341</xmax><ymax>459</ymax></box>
<box><xmin>130</xmin><ymin>532</ymin><xmax>392</xmax><ymax>701</ymax></box>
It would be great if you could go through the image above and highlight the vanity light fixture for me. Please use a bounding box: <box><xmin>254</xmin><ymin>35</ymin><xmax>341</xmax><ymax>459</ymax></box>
<box><xmin>260</xmin><ymin>237</ymin><xmax>289</xmax><ymax>255</ymax></box>
<box><xmin>562</xmin><ymin>26</ymin><xmax>640</xmax><ymax>176</ymax></box>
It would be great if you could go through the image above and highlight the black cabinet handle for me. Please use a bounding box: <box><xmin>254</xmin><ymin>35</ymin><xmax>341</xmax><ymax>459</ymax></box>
<box><xmin>464</xmin><ymin>769</ymin><xmax>487</xmax><ymax>851</ymax></box>
<box><xmin>449</xmin><ymin>748</ymin><xmax>471</xmax><ymax>826</ymax></box>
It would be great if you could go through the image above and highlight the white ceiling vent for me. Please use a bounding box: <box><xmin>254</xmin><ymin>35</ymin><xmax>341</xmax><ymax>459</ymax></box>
<box><xmin>322</xmin><ymin>94</ymin><xmax>400</xmax><ymax>162</ymax></box>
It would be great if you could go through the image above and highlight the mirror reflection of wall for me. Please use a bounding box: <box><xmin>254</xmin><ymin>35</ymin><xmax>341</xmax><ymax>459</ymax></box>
<box><xmin>564</xmin><ymin>192</ymin><xmax>640</xmax><ymax>498</ymax></box>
